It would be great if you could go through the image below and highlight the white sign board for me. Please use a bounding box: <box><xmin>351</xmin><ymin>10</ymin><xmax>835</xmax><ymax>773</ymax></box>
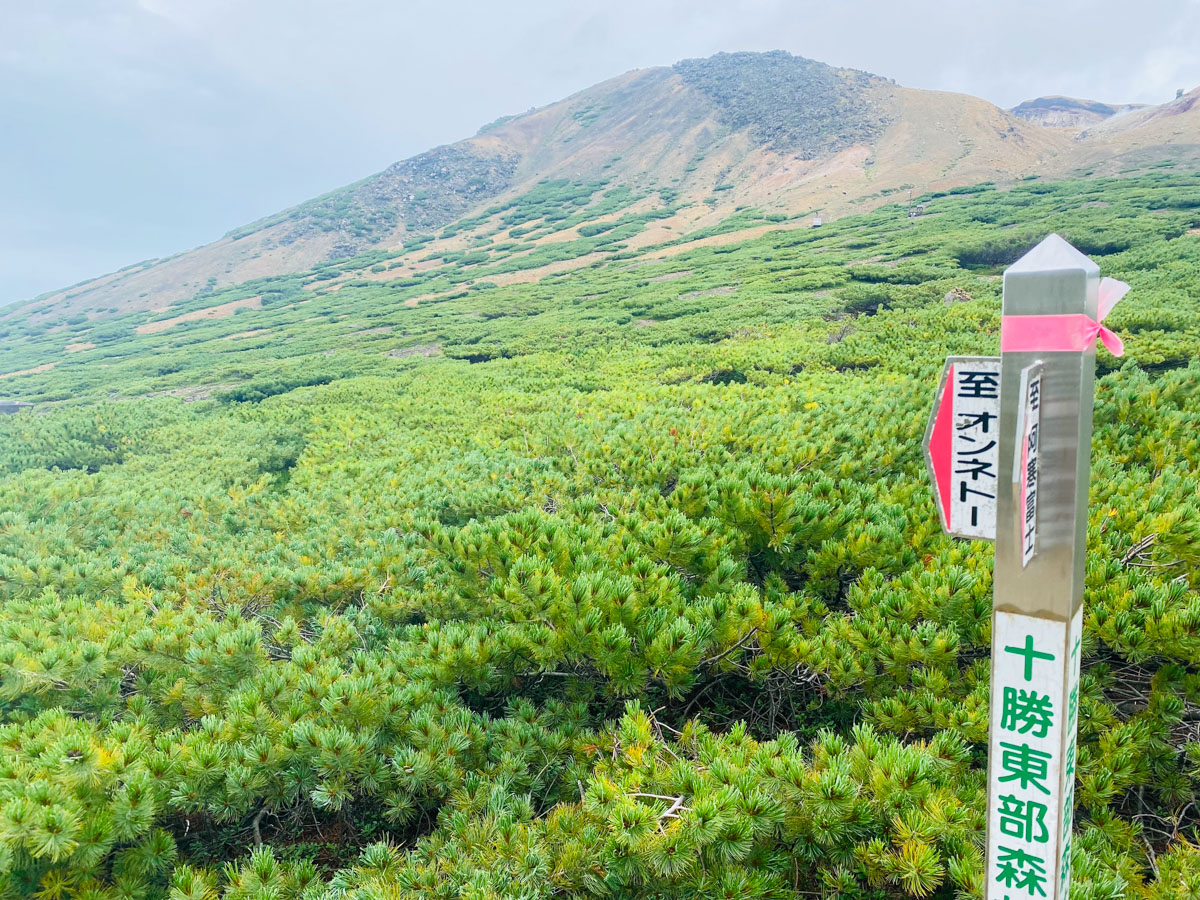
<box><xmin>985</xmin><ymin>607</ymin><xmax>1083</xmax><ymax>900</ymax></box>
<box><xmin>923</xmin><ymin>357</ymin><xmax>1001</xmax><ymax>540</ymax></box>
<box><xmin>1014</xmin><ymin>363</ymin><xmax>1043</xmax><ymax>566</ymax></box>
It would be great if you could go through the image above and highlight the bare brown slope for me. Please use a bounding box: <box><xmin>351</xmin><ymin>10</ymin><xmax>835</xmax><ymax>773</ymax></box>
<box><xmin>701</xmin><ymin>83</ymin><xmax>1073</xmax><ymax>221</ymax></box>
<box><xmin>8</xmin><ymin>55</ymin><xmax>1198</xmax><ymax>329</ymax></box>
<box><xmin>8</xmin><ymin>60</ymin><xmax>839</xmax><ymax>322</ymax></box>
<box><xmin>10</xmin><ymin>66</ymin><xmax>713</xmax><ymax>323</ymax></box>
<box><xmin>308</xmin><ymin>83</ymin><xmax>1076</xmax><ymax>302</ymax></box>
<box><xmin>1066</xmin><ymin>86</ymin><xmax>1200</xmax><ymax>175</ymax></box>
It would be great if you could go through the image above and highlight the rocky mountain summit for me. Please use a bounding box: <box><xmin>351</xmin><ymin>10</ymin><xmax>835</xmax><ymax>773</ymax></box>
<box><xmin>5</xmin><ymin>52</ymin><xmax>1197</xmax><ymax>327</ymax></box>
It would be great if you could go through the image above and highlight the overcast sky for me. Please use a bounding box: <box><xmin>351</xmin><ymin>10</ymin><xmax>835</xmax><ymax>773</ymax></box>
<box><xmin>2</xmin><ymin>0</ymin><xmax>1198</xmax><ymax>306</ymax></box>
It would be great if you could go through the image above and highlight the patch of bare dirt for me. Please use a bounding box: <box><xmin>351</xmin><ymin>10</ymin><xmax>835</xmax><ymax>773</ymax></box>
<box><xmin>65</xmin><ymin>341</ymin><xmax>96</xmax><ymax>353</ymax></box>
<box><xmin>136</xmin><ymin>296</ymin><xmax>262</xmax><ymax>335</ymax></box>
<box><xmin>646</xmin><ymin>221</ymin><xmax>807</xmax><ymax>260</ymax></box>
<box><xmin>485</xmin><ymin>254</ymin><xmax>608</xmax><ymax>288</ymax></box>
<box><xmin>1</xmin><ymin>362</ymin><xmax>55</xmax><ymax>379</ymax></box>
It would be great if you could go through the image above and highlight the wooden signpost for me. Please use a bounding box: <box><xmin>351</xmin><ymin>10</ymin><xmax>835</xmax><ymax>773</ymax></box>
<box><xmin>924</xmin><ymin>234</ymin><xmax>1129</xmax><ymax>900</ymax></box>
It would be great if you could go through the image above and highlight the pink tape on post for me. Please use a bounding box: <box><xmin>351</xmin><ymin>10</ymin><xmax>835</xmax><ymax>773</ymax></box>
<box><xmin>1000</xmin><ymin>277</ymin><xmax>1129</xmax><ymax>357</ymax></box>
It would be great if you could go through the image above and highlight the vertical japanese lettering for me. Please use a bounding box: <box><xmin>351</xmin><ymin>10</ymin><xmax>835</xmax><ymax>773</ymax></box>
<box><xmin>988</xmin><ymin>613</ymin><xmax>1072</xmax><ymax>900</ymax></box>
<box><xmin>1015</xmin><ymin>364</ymin><xmax>1043</xmax><ymax>566</ymax></box>
<box><xmin>950</xmin><ymin>359</ymin><xmax>1001</xmax><ymax>539</ymax></box>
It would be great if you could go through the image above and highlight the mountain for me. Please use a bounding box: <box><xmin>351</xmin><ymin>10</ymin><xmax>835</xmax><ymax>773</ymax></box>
<box><xmin>1009</xmin><ymin>95</ymin><xmax>1146</xmax><ymax>128</ymax></box>
<box><xmin>3</xmin><ymin>51</ymin><xmax>1198</xmax><ymax>334</ymax></box>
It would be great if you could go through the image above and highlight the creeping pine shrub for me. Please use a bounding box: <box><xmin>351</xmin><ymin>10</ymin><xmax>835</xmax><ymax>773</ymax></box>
<box><xmin>0</xmin><ymin>173</ymin><xmax>1197</xmax><ymax>899</ymax></box>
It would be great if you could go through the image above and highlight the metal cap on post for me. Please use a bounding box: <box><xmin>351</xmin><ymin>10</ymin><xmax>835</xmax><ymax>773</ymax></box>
<box><xmin>995</xmin><ymin>234</ymin><xmax>1099</xmax><ymax>622</ymax></box>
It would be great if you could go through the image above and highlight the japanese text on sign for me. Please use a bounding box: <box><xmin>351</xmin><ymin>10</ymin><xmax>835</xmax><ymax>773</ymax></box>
<box><xmin>923</xmin><ymin>357</ymin><xmax>1002</xmax><ymax>541</ymax></box>
<box><xmin>1015</xmin><ymin>364</ymin><xmax>1043</xmax><ymax>567</ymax></box>
<box><xmin>951</xmin><ymin>360</ymin><xmax>1000</xmax><ymax>539</ymax></box>
<box><xmin>986</xmin><ymin>611</ymin><xmax>1081</xmax><ymax>899</ymax></box>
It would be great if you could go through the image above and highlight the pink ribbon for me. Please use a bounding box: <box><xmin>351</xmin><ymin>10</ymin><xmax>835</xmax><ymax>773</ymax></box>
<box><xmin>1000</xmin><ymin>277</ymin><xmax>1129</xmax><ymax>357</ymax></box>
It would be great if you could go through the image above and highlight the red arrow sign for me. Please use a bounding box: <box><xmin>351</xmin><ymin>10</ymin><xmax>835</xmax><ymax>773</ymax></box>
<box><xmin>924</xmin><ymin>356</ymin><xmax>1001</xmax><ymax>540</ymax></box>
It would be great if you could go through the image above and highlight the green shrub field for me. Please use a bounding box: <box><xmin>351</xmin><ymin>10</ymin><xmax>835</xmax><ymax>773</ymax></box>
<box><xmin>0</xmin><ymin>173</ymin><xmax>1199</xmax><ymax>899</ymax></box>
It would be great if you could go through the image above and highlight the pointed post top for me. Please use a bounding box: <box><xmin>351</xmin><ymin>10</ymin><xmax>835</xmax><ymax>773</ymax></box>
<box><xmin>1003</xmin><ymin>234</ymin><xmax>1099</xmax><ymax>318</ymax></box>
<box><xmin>1006</xmin><ymin>233</ymin><xmax>1099</xmax><ymax>276</ymax></box>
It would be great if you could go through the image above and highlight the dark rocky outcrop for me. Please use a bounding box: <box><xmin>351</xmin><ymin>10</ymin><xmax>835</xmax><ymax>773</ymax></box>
<box><xmin>251</xmin><ymin>145</ymin><xmax>520</xmax><ymax>259</ymax></box>
<box><xmin>673</xmin><ymin>50</ymin><xmax>890</xmax><ymax>158</ymax></box>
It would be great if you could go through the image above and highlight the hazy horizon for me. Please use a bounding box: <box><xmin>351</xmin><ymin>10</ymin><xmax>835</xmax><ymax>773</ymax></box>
<box><xmin>3</xmin><ymin>0</ymin><xmax>1198</xmax><ymax>307</ymax></box>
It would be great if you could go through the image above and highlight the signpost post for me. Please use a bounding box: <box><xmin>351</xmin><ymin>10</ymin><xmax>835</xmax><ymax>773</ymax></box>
<box><xmin>925</xmin><ymin>234</ymin><xmax>1129</xmax><ymax>900</ymax></box>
